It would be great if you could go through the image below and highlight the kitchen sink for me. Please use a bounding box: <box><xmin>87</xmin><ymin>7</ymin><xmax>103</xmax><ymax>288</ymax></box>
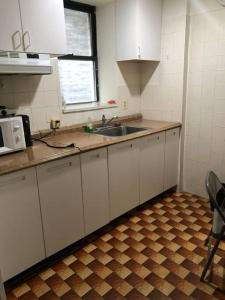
<box><xmin>94</xmin><ymin>125</ymin><xmax>147</xmax><ymax>137</ymax></box>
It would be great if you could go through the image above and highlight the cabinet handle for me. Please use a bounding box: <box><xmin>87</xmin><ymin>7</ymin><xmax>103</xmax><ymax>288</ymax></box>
<box><xmin>91</xmin><ymin>153</ymin><xmax>100</xmax><ymax>159</ymax></box>
<box><xmin>147</xmin><ymin>135</ymin><xmax>160</xmax><ymax>143</ymax></box>
<box><xmin>12</xmin><ymin>31</ymin><xmax>22</xmax><ymax>50</ymax></box>
<box><xmin>138</xmin><ymin>46</ymin><xmax>141</xmax><ymax>59</ymax></box>
<box><xmin>47</xmin><ymin>161</ymin><xmax>72</xmax><ymax>173</ymax></box>
<box><xmin>23</xmin><ymin>31</ymin><xmax>31</xmax><ymax>50</ymax></box>
<box><xmin>0</xmin><ymin>175</ymin><xmax>26</xmax><ymax>187</ymax></box>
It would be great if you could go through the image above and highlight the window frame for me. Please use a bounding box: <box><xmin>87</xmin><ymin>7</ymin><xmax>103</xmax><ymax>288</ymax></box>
<box><xmin>59</xmin><ymin>0</ymin><xmax>99</xmax><ymax>105</ymax></box>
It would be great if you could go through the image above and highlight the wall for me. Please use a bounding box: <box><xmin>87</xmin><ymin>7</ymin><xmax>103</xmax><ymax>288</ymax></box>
<box><xmin>140</xmin><ymin>0</ymin><xmax>187</xmax><ymax>123</ymax></box>
<box><xmin>0</xmin><ymin>1</ymin><xmax>141</xmax><ymax>133</ymax></box>
<box><xmin>183</xmin><ymin>0</ymin><xmax>225</xmax><ymax>196</ymax></box>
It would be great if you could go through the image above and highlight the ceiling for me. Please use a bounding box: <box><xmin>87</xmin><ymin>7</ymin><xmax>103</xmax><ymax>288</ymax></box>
<box><xmin>77</xmin><ymin>0</ymin><xmax>113</xmax><ymax>6</ymax></box>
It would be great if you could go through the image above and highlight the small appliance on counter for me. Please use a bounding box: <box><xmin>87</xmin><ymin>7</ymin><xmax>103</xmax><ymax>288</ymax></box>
<box><xmin>19</xmin><ymin>115</ymin><xmax>33</xmax><ymax>147</ymax></box>
<box><xmin>0</xmin><ymin>108</ymin><xmax>32</xmax><ymax>155</ymax></box>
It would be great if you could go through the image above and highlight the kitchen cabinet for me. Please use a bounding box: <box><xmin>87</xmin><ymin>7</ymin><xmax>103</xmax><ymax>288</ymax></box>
<box><xmin>164</xmin><ymin>128</ymin><xmax>180</xmax><ymax>191</ymax></box>
<box><xmin>0</xmin><ymin>168</ymin><xmax>45</xmax><ymax>281</ymax></box>
<box><xmin>0</xmin><ymin>1</ymin><xmax>23</xmax><ymax>52</ymax></box>
<box><xmin>108</xmin><ymin>140</ymin><xmax>139</xmax><ymax>220</ymax></box>
<box><xmin>36</xmin><ymin>156</ymin><xmax>84</xmax><ymax>257</ymax></box>
<box><xmin>116</xmin><ymin>0</ymin><xmax>162</xmax><ymax>61</ymax></box>
<box><xmin>0</xmin><ymin>0</ymin><xmax>67</xmax><ymax>55</ymax></box>
<box><xmin>81</xmin><ymin>148</ymin><xmax>109</xmax><ymax>235</ymax></box>
<box><xmin>139</xmin><ymin>132</ymin><xmax>165</xmax><ymax>204</ymax></box>
<box><xmin>19</xmin><ymin>0</ymin><xmax>67</xmax><ymax>54</ymax></box>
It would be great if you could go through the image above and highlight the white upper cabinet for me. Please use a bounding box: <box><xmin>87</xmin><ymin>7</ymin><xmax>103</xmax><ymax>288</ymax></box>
<box><xmin>0</xmin><ymin>1</ymin><xmax>23</xmax><ymax>52</ymax></box>
<box><xmin>0</xmin><ymin>0</ymin><xmax>67</xmax><ymax>55</ymax></box>
<box><xmin>19</xmin><ymin>0</ymin><xmax>67</xmax><ymax>54</ymax></box>
<box><xmin>116</xmin><ymin>0</ymin><xmax>162</xmax><ymax>61</ymax></box>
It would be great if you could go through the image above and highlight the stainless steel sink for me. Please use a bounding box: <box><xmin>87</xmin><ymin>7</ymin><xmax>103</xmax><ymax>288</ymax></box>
<box><xmin>94</xmin><ymin>125</ymin><xmax>147</xmax><ymax>137</ymax></box>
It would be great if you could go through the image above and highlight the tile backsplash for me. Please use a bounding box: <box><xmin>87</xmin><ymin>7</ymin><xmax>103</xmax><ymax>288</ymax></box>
<box><xmin>140</xmin><ymin>0</ymin><xmax>187</xmax><ymax>123</ymax></box>
<box><xmin>0</xmin><ymin>1</ymin><xmax>141</xmax><ymax>134</ymax></box>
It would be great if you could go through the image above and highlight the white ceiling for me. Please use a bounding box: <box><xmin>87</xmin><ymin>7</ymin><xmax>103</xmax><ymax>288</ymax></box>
<box><xmin>77</xmin><ymin>0</ymin><xmax>114</xmax><ymax>6</ymax></box>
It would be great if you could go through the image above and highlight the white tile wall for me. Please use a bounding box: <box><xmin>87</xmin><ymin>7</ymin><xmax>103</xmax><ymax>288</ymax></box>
<box><xmin>140</xmin><ymin>0</ymin><xmax>187</xmax><ymax>123</ymax></box>
<box><xmin>0</xmin><ymin>1</ymin><xmax>141</xmax><ymax>133</ymax></box>
<box><xmin>183</xmin><ymin>0</ymin><xmax>225</xmax><ymax>197</ymax></box>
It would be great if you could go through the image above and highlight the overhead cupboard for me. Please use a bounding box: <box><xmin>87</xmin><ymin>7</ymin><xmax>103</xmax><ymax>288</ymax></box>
<box><xmin>116</xmin><ymin>0</ymin><xmax>162</xmax><ymax>61</ymax></box>
<box><xmin>0</xmin><ymin>127</ymin><xmax>180</xmax><ymax>282</ymax></box>
<box><xmin>0</xmin><ymin>0</ymin><xmax>67</xmax><ymax>54</ymax></box>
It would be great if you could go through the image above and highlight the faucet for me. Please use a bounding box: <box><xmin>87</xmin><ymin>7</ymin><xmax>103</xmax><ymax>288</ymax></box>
<box><xmin>101</xmin><ymin>115</ymin><xmax>119</xmax><ymax>127</ymax></box>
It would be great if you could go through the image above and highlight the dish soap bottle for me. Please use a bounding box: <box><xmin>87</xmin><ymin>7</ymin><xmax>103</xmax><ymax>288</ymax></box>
<box><xmin>86</xmin><ymin>117</ymin><xmax>93</xmax><ymax>133</ymax></box>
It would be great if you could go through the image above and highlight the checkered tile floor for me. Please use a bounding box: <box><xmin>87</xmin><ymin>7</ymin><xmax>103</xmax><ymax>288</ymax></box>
<box><xmin>6</xmin><ymin>193</ymin><xmax>225</xmax><ymax>299</ymax></box>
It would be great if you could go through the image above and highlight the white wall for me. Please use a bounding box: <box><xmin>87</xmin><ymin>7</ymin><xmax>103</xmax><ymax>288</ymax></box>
<box><xmin>0</xmin><ymin>1</ymin><xmax>141</xmax><ymax>133</ymax></box>
<box><xmin>140</xmin><ymin>0</ymin><xmax>187</xmax><ymax>123</ymax></box>
<box><xmin>183</xmin><ymin>0</ymin><xmax>225</xmax><ymax>197</ymax></box>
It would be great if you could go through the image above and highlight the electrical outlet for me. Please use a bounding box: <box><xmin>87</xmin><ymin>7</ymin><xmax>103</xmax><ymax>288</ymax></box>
<box><xmin>122</xmin><ymin>100</ymin><xmax>128</xmax><ymax>110</ymax></box>
<box><xmin>50</xmin><ymin>118</ymin><xmax>61</xmax><ymax>130</ymax></box>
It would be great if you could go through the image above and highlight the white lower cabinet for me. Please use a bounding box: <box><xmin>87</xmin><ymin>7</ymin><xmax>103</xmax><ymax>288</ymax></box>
<box><xmin>164</xmin><ymin>128</ymin><xmax>180</xmax><ymax>191</ymax></box>
<box><xmin>139</xmin><ymin>132</ymin><xmax>165</xmax><ymax>204</ymax></box>
<box><xmin>0</xmin><ymin>168</ymin><xmax>45</xmax><ymax>281</ymax></box>
<box><xmin>81</xmin><ymin>148</ymin><xmax>109</xmax><ymax>235</ymax></box>
<box><xmin>36</xmin><ymin>156</ymin><xmax>84</xmax><ymax>257</ymax></box>
<box><xmin>0</xmin><ymin>126</ymin><xmax>181</xmax><ymax>280</ymax></box>
<box><xmin>108</xmin><ymin>140</ymin><xmax>139</xmax><ymax>220</ymax></box>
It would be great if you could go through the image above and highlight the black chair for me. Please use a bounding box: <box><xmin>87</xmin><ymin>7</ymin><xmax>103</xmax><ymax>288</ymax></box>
<box><xmin>201</xmin><ymin>171</ymin><xmax>225</xmax><ymax>282</ymax></box>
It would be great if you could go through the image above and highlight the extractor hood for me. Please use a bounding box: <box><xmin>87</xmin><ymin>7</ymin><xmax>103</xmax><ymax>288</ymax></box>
<box><xmin>0</xmin><ymin>52</ymin><xmax>52</xmax><ymax>75</ymax></box>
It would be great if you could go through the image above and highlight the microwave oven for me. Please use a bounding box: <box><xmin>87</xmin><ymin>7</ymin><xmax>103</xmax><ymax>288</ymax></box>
<box><xmin>0</xmin><ymin>116</ymin><xmax>26</xmax><ymax>155</ymax></box>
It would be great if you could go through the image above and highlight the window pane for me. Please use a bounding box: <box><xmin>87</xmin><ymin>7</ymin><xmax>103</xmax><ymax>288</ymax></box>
<box><xmin>58</xmin><ymin>60</ymin><xmax>96</xmax><ymax>104</ymax></box>
<box><xmin>65</xmin><ymin>8</ymin><xmax>92</xmax><ymax>56</ymax></box>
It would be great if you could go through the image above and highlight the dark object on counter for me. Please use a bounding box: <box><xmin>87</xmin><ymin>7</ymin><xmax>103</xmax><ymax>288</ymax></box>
<box><xmin>19</xmin><ymin>115</ymin><xmax>33</xmax><ymax>147</ymax></box>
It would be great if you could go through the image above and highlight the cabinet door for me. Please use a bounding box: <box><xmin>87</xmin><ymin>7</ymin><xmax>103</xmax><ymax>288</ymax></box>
<box><xmin>137</xmin><ymin>0</ymin><xmax>162</xmax><ymax>61</ymax></box>
<box><xmin>108</xmin><ymin>140</ymin><xmax>139</xmax><ymax>220</ymax></box>
<box><xmin>116</xmin><ymin>0</ymin><xmax>138</xmax><ymax>61</ymax></box>
<box><xmin>0</xmin><ymin>168</ymin><xmax>45</xmax><ymax>281</ymax></box>
<box><xmin>0</xmin><ymin>1</ymin><xmax>23</xmax><ymax>52</ymax></box>
<box><xmin>139</xmin><ymin>132</ymin><xmax>165</xmax><ymax>204</ymax></box>
<box><xmin>81</xmin><ymin>148</ymin><xmax>109</xmax><ymax>235</ymax></box>
<box><xmin>36</xmin><ymin>156</ymin><xmax>84</xmax><ymax>257</ymax></box>
<box><xmin>164</xmin><ymin>128</ymin><xmax>180</xmax><ymax>191</ymax></box>
<box><xmin>19</xmin><ymin>0</ymin><xmax>67</xmax><ymax>54</ymax></box>
<box><xmin>116</xmin><ymin>0</ymin><xmax>162</xmax><ymax>61</ymax></box>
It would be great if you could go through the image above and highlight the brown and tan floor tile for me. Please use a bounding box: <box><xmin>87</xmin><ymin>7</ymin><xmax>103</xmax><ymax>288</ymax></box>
<box><xmin>6</xmin><ymin>193</ymin><xmax>225</xmax><ymax>300</ymax></box>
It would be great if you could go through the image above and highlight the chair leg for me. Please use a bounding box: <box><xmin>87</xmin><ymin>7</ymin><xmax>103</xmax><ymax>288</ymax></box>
<box><xmin>205</xmin><ymin>229</ymin><xmax>212</xmax><ymax>247</ymax></box>
<box><xmin>200</xmin><ymin>236</ymin><xmax>221</xmax><ymax>281</ymax></box>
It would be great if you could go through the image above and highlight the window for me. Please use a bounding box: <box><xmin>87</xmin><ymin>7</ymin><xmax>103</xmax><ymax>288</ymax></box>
<box><xmin>59</xmin><ymin>1</ymin><xmax>99</xmax><ymax>106</ymax></box>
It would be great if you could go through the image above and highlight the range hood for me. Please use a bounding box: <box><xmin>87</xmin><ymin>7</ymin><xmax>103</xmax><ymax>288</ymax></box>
<box><xmin>0</xmin><ymin>52</ymin><xmax>52</xmax><ymax>75</ymax></box>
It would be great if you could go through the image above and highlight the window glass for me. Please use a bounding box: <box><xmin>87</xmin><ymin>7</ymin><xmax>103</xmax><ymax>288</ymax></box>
<box><xmin>64</xmin><ymin>8</ymin><xmax>92</xmax><ymax>56</ymax></box>
<box><xmin>59</xmin><ymin>60</ymin><xmax>96</xmax><ymax>104</ymax></box>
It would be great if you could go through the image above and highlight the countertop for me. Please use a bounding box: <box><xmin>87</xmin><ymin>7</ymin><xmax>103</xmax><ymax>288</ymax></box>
<box><xmin>0</xmin><ymin>118</ymin><xmax>181</xmax><ymax>176</ymax></box>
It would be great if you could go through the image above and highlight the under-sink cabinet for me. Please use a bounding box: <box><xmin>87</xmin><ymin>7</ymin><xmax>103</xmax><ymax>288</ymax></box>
<box><xmin>108</xmin><ymin>140</ymin><xmax>140</xmax><ymax>220</ymax></box>
<box><xmin>139</xmin><ymin>132</ymin><xmax>165</xmax><ymax>204</ymax></box>
<box><xmin>36</xmin><ymin>156</ymin><xmax>84</xmax><ymax>257</ymax></box>
<box><xmin>0</xmin><ymin>168</ymin><xmax>45</xmax><ymax>281</ymax></box>
<box><xmin>81</xmin><ymin>148</ymin><xmax>110</xmax><ymax>235</ymax></box>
